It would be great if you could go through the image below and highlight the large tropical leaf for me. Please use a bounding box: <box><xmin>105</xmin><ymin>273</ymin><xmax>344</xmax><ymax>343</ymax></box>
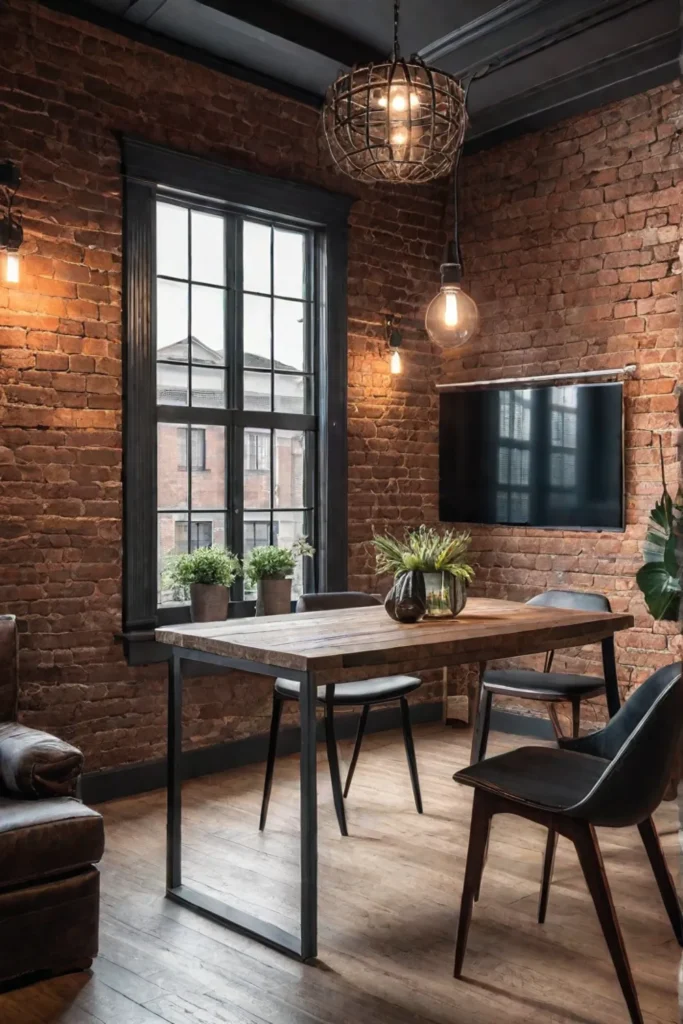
<box><xmin>637</xmin><ymin>478</ymin><xmax>682</xmax><ymax>620</ymax></box>
<box><xmin>636</xmin><ymin>561</ymin><xmax>681</xmax><ymax>621</ymax></box>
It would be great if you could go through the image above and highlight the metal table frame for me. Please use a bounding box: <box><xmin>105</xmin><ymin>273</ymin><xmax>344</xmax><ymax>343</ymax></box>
<box><xmin>165</xmin><ymin>633</ymin><xmax>622</xmax><ymax>964</ymax></box>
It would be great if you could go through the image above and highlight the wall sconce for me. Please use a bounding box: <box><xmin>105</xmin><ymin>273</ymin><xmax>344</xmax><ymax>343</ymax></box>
<box><xmin>0</xmin><ymin>162</ymin><xmax>23</xmax><ymax>285</ymax></box>
<box><xmin>384</xmin><ymin>314</ymin><xmax>402</xmax><ymax>374</ymax></box>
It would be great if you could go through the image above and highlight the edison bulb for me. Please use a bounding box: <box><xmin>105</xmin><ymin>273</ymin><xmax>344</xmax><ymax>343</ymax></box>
<box><xmin>5</xmin><ymin>252</ymin><xmax>19</xmax><ymax>284</ymax></box>
<box><xmin>391</xmin><ymin>128</ymin><xmax>408</xmax><ymax>147</ymax></box>
<box><xmin>390</xmin><ymin>348</ymin><xmax>402</xmax><ymax>374</ymax></box>
<box><xmin>378</xmin><ymin>89</ymin><xmax>419</xmax><ymax>112</ymax></box>
<box><xmin>425</xmin><ymin>284</ymin><xmax>479</xmax><ymax>348</ymax></box>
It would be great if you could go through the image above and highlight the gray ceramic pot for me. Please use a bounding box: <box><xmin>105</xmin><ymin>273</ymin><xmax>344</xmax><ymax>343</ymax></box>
<box><xmin>257</xmin><ymin>577</ymin><xmax>292</xmax><ymax>616</ymax></box>
<box><xmin>421</xmin><ymin>572</ymin><xmax>467</xmax><ymax>618</ymax></box>
<box><xmin>190</xmin><ymin>583</ymin><xmax>229</xmax><ymax>622</ymax></box>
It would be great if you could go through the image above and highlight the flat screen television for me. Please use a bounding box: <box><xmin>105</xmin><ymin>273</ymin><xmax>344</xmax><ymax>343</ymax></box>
<box><xmin>439</xmin><ymin>381</ymin><xmax>624</xmax><ymax>530</ymax></box>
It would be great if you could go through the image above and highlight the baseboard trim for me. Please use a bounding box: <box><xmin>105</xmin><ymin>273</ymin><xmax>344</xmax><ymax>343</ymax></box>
<box><xmin>490</xmin><ymin>708</ymin><xmax>555</xmax><ymax>741</ymax></box>
<box><xmin>81</xmin><ymin>700</ymin><xmax>443</xmax><ymax>804</ymax></box>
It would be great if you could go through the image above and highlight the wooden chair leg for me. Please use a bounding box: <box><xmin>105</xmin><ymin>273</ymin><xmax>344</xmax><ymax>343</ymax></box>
<box><xmin>344</xmin><ymin>704</ymin><xmax>369</xmax><ymax>798</ymax></box>
<box><xmin>259</xmin><ymin>693</ymin><xmax>283</xmax><ymax>831</ymax></box>
<box><xmin>399</xmin><ymin>696</ymin><xmax>423</xmax><ymax>814</ymax></box>
<box><xmin>570</xmin><ymin>820</ymin><xmax>643</xmax><ymax>1024</ymax></box>
<box><xmin>324</xmin><ymin>700</ymin><xmax>348</xmax><ymax>837</ymax></box>
<box><xmin>538</xmin><ymin>830</ymin><xmax>558</xmax><ymax>924</ymax></box>
<box><xmin>470</xmin><ymin>686</ymin><xmax>493</xmax><ymax>764</ymax></box>
<box><xmin>637</xmin><ymin>817</ymin><xmax>683</xmax><ymax>945</ymax></box>
<box><xmin>454</xmin><ymin>791</ymin><xmax>493</xmax><ymax>978</ymax></box>
<box><xmin>571</xmin><ymin>699</ymin><xmax>581</xmax><ymax>739</ymax></box>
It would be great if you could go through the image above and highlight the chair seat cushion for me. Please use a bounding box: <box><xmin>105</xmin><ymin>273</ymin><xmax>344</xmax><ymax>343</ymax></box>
<box><xmin>483</xmin><ymin>667</ymin><xmax>605</xmax><ymax>699</ymax></box>
<box><xmin>274</xmin><ymin>674</ymin><xmax>421</xmax><ymax>706</ymax></box>
<box><xmin>454</xmin><ymin>746</ymin><xmax>608</xmax><ymax>813</ymax></box>
<box><xmin>0</xmin><ymin>796</ymin><xmax>104</xmax><ymax>891</ymax></box>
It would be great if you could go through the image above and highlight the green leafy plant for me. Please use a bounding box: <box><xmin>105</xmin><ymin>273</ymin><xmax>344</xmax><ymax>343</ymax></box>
<box><xmin>165</xmin><ymin>546</ymin><xmax>241</xmax><ymax>597</ymax></box>
<box><xmin>636</xmin><ymin>437</ymin><xmax>682</xmax><ymax>621</ymax></box>
<box><xmin>373</xmin><ymin>525</ymin><xmax>475</xmax><ymax>583</ymax></box>
<box><xmin>243</xmin><ymin>538</ymin><xmax>315</xmax><ymax>586</ymax></box>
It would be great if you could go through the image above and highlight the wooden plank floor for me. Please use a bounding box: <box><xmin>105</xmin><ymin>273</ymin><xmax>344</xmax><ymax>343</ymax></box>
<box><xmin>1</xmin><ymin>723</ymin><xmax>680</xmax><ymax>1024</ymax></box>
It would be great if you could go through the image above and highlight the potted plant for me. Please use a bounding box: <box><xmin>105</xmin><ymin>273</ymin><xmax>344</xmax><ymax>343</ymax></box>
<box><xmin>636</xmin><ymin>437</ymin><xmax>682</xmax><ymax>621</ymax></box>
<box><xmin>165</xmin><ymin>546</ymin><xmax>241</xmax><ymax>622</ymax></box>
<box><xmin>374</xmin><ymin>525</ymin><xmax>474</xmax><ymax>621</ymax></box>
<box><xmin>244</xmin><ymin>538</ymin><xmax>315</xmax><ymax>616</ymax></box>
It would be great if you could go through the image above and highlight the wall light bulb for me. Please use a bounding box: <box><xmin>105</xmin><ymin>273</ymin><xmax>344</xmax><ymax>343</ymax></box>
<box><xmin>5</xmin><ymin>251</ymin><xmax>19</xmax><ymax>284</ymax></box>
<box><xmin>390</xmin><ymin>348</ymin><xmax>402</xmax><ymax>375</ymax></box>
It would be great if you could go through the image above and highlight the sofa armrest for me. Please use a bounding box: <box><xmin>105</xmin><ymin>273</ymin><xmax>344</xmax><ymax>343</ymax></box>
<box><xmin>0</xmin><ymin>724</ymin><xmax>84</xmax><ymax>798</ymax></box>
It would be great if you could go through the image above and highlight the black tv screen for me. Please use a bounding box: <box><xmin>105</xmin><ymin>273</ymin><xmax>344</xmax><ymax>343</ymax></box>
<box><xmin>439</xmin><ymin>382</ymin><xmax>623</xmax><ymax>530</ymax></box>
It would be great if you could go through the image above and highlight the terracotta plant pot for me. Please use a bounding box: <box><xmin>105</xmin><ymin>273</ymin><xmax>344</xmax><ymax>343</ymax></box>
<box><xmin>421</xmin><ymin>572</ymin><xmax>467</xmax><ymax>619</ymax></box>
<box><xmin>256</xmin><ymin>578</ymin><xmax>292</xmax><ymax>616</ymax></box>
<box><xmin>190</xmin><ymin>583</ymin><xmax>229</xmax><ymax>622</ymax></box>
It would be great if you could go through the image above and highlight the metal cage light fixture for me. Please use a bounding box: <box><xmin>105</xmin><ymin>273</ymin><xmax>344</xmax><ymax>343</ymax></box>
<box><xmin>322</xmin><ymin>0</ymin><xmax>467</xmax><ymax>184</ymax></box>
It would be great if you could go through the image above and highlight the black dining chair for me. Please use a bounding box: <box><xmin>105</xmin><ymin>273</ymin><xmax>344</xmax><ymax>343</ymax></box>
<box><xmin>259</xmin><ymin>591</ymin><xmax>424</xmax><ymax>837</ymax></box>
<box><xmin>452</xmin><ymin>662</ymin><xmax>683</xmax><ymax>1024</ymax></box>
<box><xmin>471</xmin><ymin>589</ymin><xmax>612</xmax><ymax>764</ymax></box>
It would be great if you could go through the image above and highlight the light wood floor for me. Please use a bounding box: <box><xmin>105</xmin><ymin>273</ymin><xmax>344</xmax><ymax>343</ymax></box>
<box><xmin>2</xmin><ymin>723</ymin><xmax>680</xmax><ymax>1024</ymax></box>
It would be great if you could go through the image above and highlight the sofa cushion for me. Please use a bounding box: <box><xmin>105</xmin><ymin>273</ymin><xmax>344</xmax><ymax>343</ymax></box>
<box><xmin>0</xmin><ymin>797</ymin><xmax>104</xmax><ymax>890</ymax></box>
<box><xmin>0</xmin><ymin>723</ymin><xmax>83</xmax><ymax>798</ymax></box>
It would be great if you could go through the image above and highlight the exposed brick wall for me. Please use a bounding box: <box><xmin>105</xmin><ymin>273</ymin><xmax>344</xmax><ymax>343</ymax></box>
<box><xmin>447</xmin><ymin>82</ymin><xmax>683</xmax><ymax>728</ymax></box>
<box><xmin>0</xmin><ymin>0</ymin><xmax>446</xmax><ymax>770</ymax></box>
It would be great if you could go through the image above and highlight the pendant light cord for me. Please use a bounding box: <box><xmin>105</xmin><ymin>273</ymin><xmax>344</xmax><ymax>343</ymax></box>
<box><xmin>392</xmin><ymin>0</ymin><xmax>400</xmax><ymax>60</ymax></box>
<box><xmin>451</xmin><ymin>73</ymin><xmax>475</xmax><ymax>269</ymax></box>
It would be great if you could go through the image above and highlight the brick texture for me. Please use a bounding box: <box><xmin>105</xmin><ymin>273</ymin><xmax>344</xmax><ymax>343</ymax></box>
<box><xmin>0</xmin><ymin>0</ymin><xmax>447</xmax><ymax>770</ymax></box>
<box><xmin>446</xmin><ymin>82</ymin><xmax>683</xmax><ymax>729</ymax></box>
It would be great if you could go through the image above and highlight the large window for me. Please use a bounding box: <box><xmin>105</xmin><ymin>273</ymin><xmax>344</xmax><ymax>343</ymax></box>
<box><xmin>122</xmin><ymin>138</ymin><xmax>350</xmax><ymax>659</ymax></box>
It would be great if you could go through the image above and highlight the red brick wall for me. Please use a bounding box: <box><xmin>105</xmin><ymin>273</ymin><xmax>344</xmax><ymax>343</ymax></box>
<box><xmin>0</xmin><ymin>0</ymin><xmax>446</xmax><ymax>770</ymax></box>
<box><xmin>448</xmin><ymin>82</ymin><xmax>683</xmax><ymax>727</ymax></box>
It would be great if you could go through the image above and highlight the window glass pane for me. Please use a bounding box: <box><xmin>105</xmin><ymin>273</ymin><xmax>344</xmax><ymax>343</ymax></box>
<box><xmin>243</xmin><ymin>221</ymin><xmax>271</xmax><ymax>294</ymax></box>
<box><xmin>191</xmin><ymin>285</ymin><xmax>225</xmax><ymax>365</ymax></box>
<box><xmin>244</xmin><ymin>429</ymin><xmax>271</xmax><ymax>510</ymax></box>
<box><xmin>243</xmin><ymin>294</ymin><xmax>271</xmax><ymax>367</ymax></box>
<box><xmin>274</xmin><ymin>228</ymin><xmax>304</xmax><ymax>299</ymax></box>
<box><xmin>190</xmin><ymin>512</ymin><xmax>226</xmax><ymax>551</ymax></box>
<box><xmin>157</xmin><ymin>362</ymin><xmax>188</xmax><ymax>406</ymax></box>
<box><xmin>158</xmin><ymin>511</ymin><xmax>188</xmax><ymax>605</ymax></box>
<box><xmin>273</xmin><ymin>509</ymin><xmax>305</xmax><ymax>598</ymax></box>
<box><xmin>244</xmin><ymin>370</ymin><xmax>271</xmax><ymax>412</ymax></box>
<box><xmin>191</xmin><ymin>210</ymin><xmax>225</xmax><ymax>286</ymax></box>
<box><xmin>157</xmin><ymin>423</ymin><xmax>188</xmax><ymax>509</ymax></box>
<box><xmin>191</xmin><ymin>365</ymin><xmax>225</xmax><ymax>408</ymax></box>
<box><xmin>157</xmin><ymin>279</ymin><xmax>188</xmax><ymax>358</ymax></box>
<box><xmin>157</xmin><ymin>203</ymin><xmax>188</xmax><ymax>279</ymax></box>
<box><xmin>274</xmin><ymin>299</ymin><xmax>305</xmax><ymax>371</ymax></box>
<box><xmin>244</xmin><ymin>511</ymin><xmax>271</xmax><ymax>597</ymax></box>
<box><xmin>274</xmin><ymin>374</ymin><xmax>309</xmax><ymax>415</ymax></box>
<box><xmin>274</xmin><ymin>430</ymin><xmax>305</xmax><ymax>509</ymax></box>
<box><xmin>191</xmin><ymin>425</ymin><xmax>225</xmax><ymax>510</ymax></box>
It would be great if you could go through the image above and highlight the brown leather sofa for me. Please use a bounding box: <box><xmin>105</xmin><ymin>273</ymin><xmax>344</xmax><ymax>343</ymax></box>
<box><xmin>0</xmin><ymin>614</ymin><xmax>104</xmax><ymax>987</ymax></box>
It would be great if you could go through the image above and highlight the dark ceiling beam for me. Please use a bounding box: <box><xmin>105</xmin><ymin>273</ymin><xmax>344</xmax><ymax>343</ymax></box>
<box><xmin>196</xmin><ymin>0</ymin><xmax>384</xmax><ymax>68</ymax></box>
<box><xmin>465</xmin><ymin>30</ymin><xmax>680</xmax><ymax>152</ymax></box>
<box><xmin>419</xmin><ymin>0</ymin><xmax>652</xmax><ymax>76</ymax></box>
<box><xmin>35</xmin><ymin>0</ymin><xmax>322</xmax><ymax>107</ymax></box>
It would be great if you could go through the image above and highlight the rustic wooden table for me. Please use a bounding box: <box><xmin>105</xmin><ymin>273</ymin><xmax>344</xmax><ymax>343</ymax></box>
<box><xmin>156</xmin><ymin>596</ymin><xmax>633</xmax><ymax>962</ymax></box>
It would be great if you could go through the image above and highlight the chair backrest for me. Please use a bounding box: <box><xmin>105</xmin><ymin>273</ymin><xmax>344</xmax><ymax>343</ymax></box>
<box><xmin>296</xmin><ymin>592</ymin><xmax>381</xmax><ymax>614</ymax></box>
<box><xmin>567</xmin><ymin>662</ymin><xmax>683</xmax><ymax>827</ymax></box>
<box><xmin>0</xmin><ymin>615</ymin><xmax>17</xmax><ymax>723</ymax></box>
<box><xmin>527</xmin><ymin>589</ymin><xmax>611</xmax><ymax>614</ymax></box>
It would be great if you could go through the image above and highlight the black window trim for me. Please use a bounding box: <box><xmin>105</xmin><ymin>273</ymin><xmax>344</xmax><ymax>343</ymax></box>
<box><xmin>121</xmin><ymin>136</ymin><xmax>352</xmax><ymax>664</ymax></box>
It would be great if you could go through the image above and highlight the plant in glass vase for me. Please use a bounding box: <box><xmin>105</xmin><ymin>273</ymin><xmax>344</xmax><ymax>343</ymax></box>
<box><xmin>374</xmin><ymin>525</ymin><xmax>474</xmax><ymax>621</ymax></box>
<box><xmin>165</xmin><ymin>546</ymin><xmax>241</xmax><ymax>622</ymax></box>
<box><xmin>243</xmin><ymin>538</ymin><xmax>315</xmax><ymax>616</ymax></box>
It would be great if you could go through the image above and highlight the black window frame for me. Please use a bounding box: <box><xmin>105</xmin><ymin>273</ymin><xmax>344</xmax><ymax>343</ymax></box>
<box><xmin>121</xmin><ymin>137</ymin><xmax>352</xmax><ymax>664</ymax></box>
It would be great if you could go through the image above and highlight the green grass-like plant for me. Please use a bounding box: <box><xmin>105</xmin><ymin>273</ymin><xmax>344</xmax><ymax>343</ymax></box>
<box><xmin>374</xmin><ymin>525</ymin><xmax>474</xmax><ymax>583</ymax></box>
<box><xmin>243</xmin><ymin>538</ymin><xmax>315</xmax><ymax>586</ymax></box>
<box><xmin>165</xmin><ymin>546</ymin><xmax>241</xmax><ymax>596</ymax></box>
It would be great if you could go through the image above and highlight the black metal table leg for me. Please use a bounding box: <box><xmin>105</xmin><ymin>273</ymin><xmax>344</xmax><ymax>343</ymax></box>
<box><xmin>300</xmin><ymin>672</ymin><xmax>318</xmax><ymax>960</ymax></box>
<box><xmin>167</xmin><ymin>651</ymin><xmax>182</xmax><ymax>891</ymax></box>
<box><xmin>601</xmin><ymin>635</ymin><xmax>621</xmax><ymax>718</ymax></box>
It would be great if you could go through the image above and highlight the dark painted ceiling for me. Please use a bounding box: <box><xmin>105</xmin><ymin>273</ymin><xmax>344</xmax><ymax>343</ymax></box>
<box><xmin>47</xmin><ymin>0</ymin><xmax>680</xmax><ymax>148</ymax></box>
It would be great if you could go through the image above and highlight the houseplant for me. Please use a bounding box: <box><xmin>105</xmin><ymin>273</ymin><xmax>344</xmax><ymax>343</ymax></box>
<box><xmin>374</xmin><ymin>525</ymin><xmax>474</xmax><ymax>621</ymax></box>
<box><xmin>166</xmin><ymin>546</ymin><xmax>241</xmax><ymax>622</ymax></box>
<box><xmin>636</xmin><ymin>438</ymin><xmax>682</xmax><ymax>621</ymax></box>
<box><xmin>243</xmin><ymin>538</ymin><xmax>315</xmax><ymax>616</ymax></box>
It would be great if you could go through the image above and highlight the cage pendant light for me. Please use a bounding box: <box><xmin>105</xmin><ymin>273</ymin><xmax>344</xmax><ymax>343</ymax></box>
<box><xmin>322</xmin><ymin>0</ymin><xmax>467</xmax><ymax>184</ymax></box>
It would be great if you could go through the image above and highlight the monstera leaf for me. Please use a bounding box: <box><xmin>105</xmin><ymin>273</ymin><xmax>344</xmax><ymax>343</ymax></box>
<box><xmin>636</xmin><ymin>465</ymin><xmax>683</xmax><ymax>621</ymax></box>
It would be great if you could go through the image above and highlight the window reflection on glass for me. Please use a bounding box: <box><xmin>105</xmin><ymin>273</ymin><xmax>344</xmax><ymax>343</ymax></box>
<box><xmin>549</xmin><ymin>385</ymin><xmax>578</xmax><ymax>502</ymax></box>
<box><xmin>497</xmin><ymin>389</ymin><xmax>532</xmax><ymax>524</ymax></box>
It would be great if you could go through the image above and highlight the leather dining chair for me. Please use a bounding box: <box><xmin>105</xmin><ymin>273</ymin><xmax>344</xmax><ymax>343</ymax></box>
<box><xmin>259</xmin><ymin>592</ymin><xmax>424</xmax><ymax>836</ymax></box>
<box><xmin>452</xmin><ymin>662</ymin><xmax>683</xmax><ymax>1024</ymax></box>
<box><xmin>471</xmin><ymin>589</ymin><xmax>612</xmax><ymax>763</ymax></box>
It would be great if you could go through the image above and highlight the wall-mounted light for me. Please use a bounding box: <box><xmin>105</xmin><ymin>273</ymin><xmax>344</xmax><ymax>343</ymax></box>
<box><xmin>0</xmin><ymin>162</ymin><xmax>23</xmax><ymax>285</ymax></box>
<box><xmin>384</xmin><ymin>314</ymin><xmax>402</xmax><ymax>374</ymax></box>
